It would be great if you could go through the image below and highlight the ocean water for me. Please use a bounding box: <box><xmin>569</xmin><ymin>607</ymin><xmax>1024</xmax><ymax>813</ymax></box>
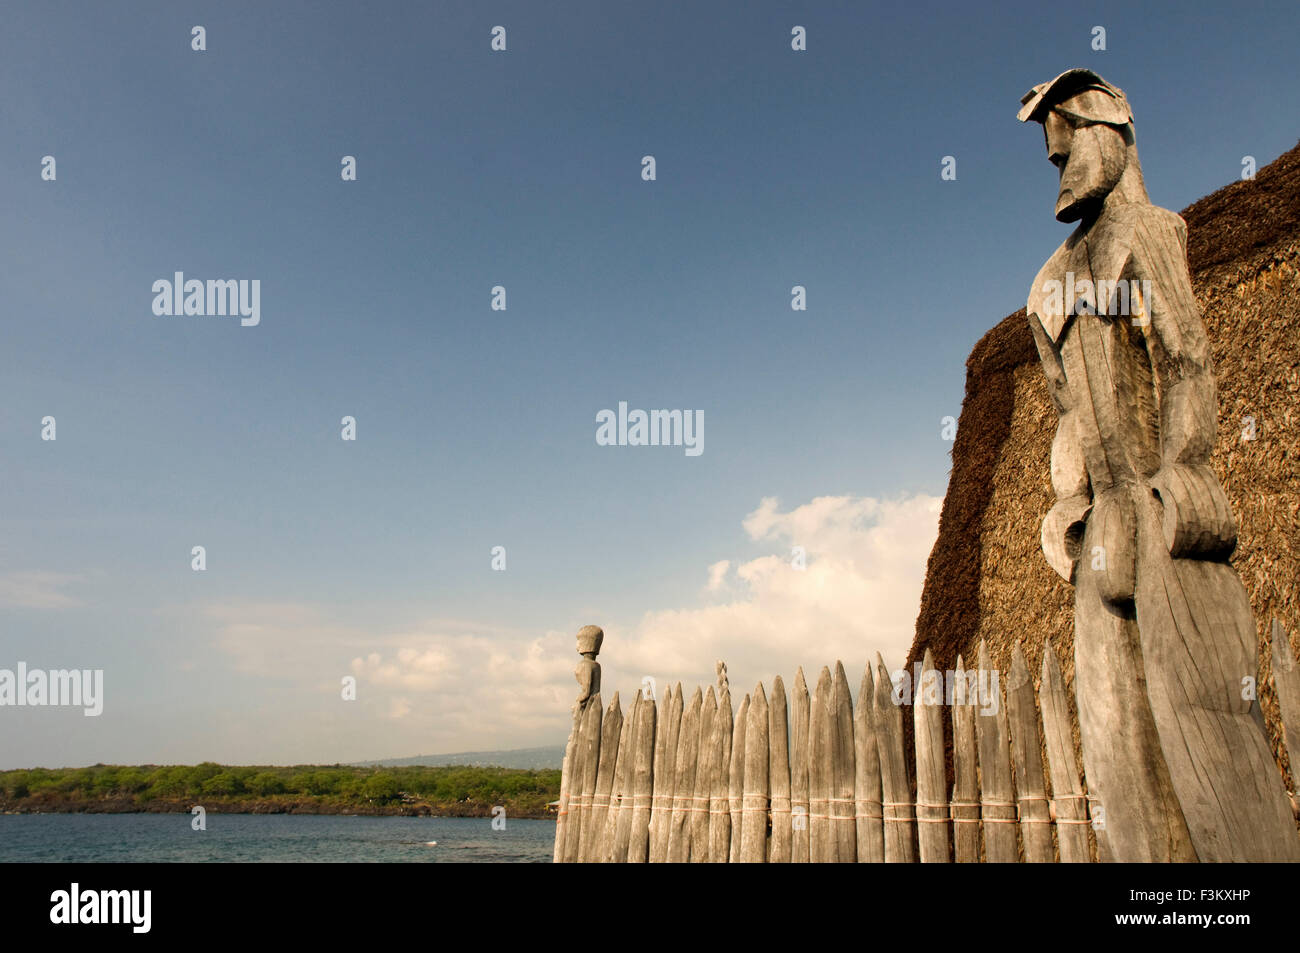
<box><xmin>0</xmin><ymin>813</ymin><xmax>555</xmax><ymax>863</ymax></box>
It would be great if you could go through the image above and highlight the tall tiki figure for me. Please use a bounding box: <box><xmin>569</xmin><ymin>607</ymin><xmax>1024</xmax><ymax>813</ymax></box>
<box><xmin>554</xmin><ymin>625</ymin><xmax>604</xmax><ymax>862</ymax></box>
<box><xmin>1018</xmin><ymin>69</ymin><xmax>1300</xmax><ymax>861</ymax></box>
<box><xmin>574</xmin><ymin>624</ymin><xmax>603</xmax><ymax>705</ymax></box>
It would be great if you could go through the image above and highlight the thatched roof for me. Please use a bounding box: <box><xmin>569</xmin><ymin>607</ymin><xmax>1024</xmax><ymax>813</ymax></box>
<box><xmin>908</xmin><ymin>140</ymin><xmax>1300</xmax><ymax>792</ymax></box>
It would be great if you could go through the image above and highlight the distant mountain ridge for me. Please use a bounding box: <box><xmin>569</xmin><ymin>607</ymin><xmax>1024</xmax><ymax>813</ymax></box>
<box><xmin>356</xmin><ymin>745</ymin><xmax>565</xmax><ymax>770</ymax></box>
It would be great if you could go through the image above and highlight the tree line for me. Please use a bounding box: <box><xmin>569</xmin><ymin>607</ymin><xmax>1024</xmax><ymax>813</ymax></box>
<box><xmin>0</xmin><ymin>763</ymin><xmax>560</xmax><ymax>813</ymax></box>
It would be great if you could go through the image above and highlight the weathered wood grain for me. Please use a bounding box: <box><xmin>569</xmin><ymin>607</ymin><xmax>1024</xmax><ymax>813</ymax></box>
<box><xmin>561</xmin><ymin>699</ymin><xmax>590</xmax><ymax>863</ymax></box>
<box><xmin>1006</xmin><ymin>644</ymin><xmax>1054</xmax><ymax>862</ymax></box>
<box><xmin>648</xmin><ymin>685</ymin><xmax>682</xmax><ymax>863</ymax></box>
<box><xmin>568</xmin><ymin>693</ymin><xmax>602</xmax><ymax>863</ymax></box>
<box><xmin>1039</xmin><ymin>641</ymin><xmax>1090</xmax><ymax>863</ymax></box>
<box><xmin>603</xmin><ymin>692</ymin><xmax>634</xmax><ymax>862</ymax></box>
<box><xmin>691</xmin><ymin>686</ymin><xmax>718</xmax><ymax>862</ymax></box>
<box><xmin>1272</xmin><ymin>619</ymin><xmax>1300</xmax><ymax>815</ymax></box>
<box><xmin>728</xmin><ymin>693</ymin><xmax>750</xmax><ymax>863</ymax></box>
<box><xmin>667</xmin><ymin>687</ymin><xmax>702</xmax><ymax>862</ymax></box>
<box><xmin>831</xmin><ymin>662</ymin><xmax>858</xmax><ymax>862</ymax></box>
<box><xmin>610</xmin><ymin>692</ymin><xmax>637</xmax><ymax>861</ymax></box>
<box><xmin>874</xmin><ymin>655</ymin><xmax>915</xmax><ymax>862</ymax></box>
<box><xmin>951</xmin><ymin>655</ymin><xmax>981</xmax><ymax>863</ymax></box>
<box><xmin>975</xmin><ymin>641</ymin><xmax>1017</xmax><ymax>863</ymax></box>
<box><xmin>626</xmin><ymin>689</ymin><xmax>657</xmax><ymax>863</ymax></box>
<box><xmin>554</xmin><ymin>705</ymin><xmax>582</xmax><ymax>863</ymax></box>
<box><xmin>586</xmin><ymin>692</ymin><xmax>623</xmax><ymax>862</ymax></box>
<box><xmin>768</xmin><ymin>675</ymin><xmax>792</xmax><ymax>863</ymax></box>
<box><xmin>809</xmin><ymin>667</ymin><xmax>834</xmax><ymax>862</ymax></box>
<box><xmin>709</xmin><ymin>687</ymin><xmax>733</xmax><ymax>862</ymax></box>
<box><xmin>914</xmin><ymin>649</ymin><xmax>951</xmax><ymax>862</ymax></box>
<box><xmin>854</xmin><ymin>663</ymin><xmax>884</xmax><ymax>863</ymax></box>
<box><xmin>740</xmin><ymin>682</ymin><xmax>770</xmax><ymax>863</ymax></box>
<box><xmin>791</xmin><ymin>667</ymin><xmax>811</xmax><ymax>863</ymax></box>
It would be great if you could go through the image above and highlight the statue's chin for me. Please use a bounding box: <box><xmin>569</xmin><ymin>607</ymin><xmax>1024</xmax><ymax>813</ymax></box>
<box><xmin>1055</xmin><ymin>190</ymin><xmax>1084</xmax><ymax>222</ymax></box>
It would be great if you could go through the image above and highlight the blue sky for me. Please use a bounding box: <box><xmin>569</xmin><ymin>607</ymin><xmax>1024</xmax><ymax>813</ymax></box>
<box><xmin>2</xmin><ymin>0</ymin><xmax>1296</xmax><ymax>768</ymax></box>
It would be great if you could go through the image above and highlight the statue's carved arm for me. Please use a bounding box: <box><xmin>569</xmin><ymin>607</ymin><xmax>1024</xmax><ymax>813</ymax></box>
<box><xmin>575</xmin><ymin>658</ymin><xmax>598</xmax><ymax>706</ymax></box>
<box><xmin>1030</xmin><ymin>315</ymin><xmax>1092</xmax><ymax>582</ymax></box>
<box><xmin>1134</xmin><ymin>213</ymin><xmax>1237</xmax><ymax>558</ymax></box>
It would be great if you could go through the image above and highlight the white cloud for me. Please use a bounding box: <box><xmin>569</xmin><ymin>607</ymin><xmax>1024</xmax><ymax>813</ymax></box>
<box><xmin>208</xmin><ymin>602</ymin><xmax>360</xmax><ymax>678</ymax></box>
<box><xmin>606</xmin><ymin>494</ymin><xmax>942</xmax><ymax>698</ymax></box>
<box><xmin>0</xmin><ymin>571</ymin><xmax>83</xmax><ymax>609</ymax></box>
<box><xmin>203</xmin><ymin>492</ymin><xmax>941</xmax><ymax>756</ymax></box>
<box><xmin>705</xmin><ymin>559</ymin><xmax>730</xmax><ymax>591</ymax></box>
<box><xmin>207</xmin><ymin>602</ymin><xmax>579</xmax><ymax>754</ymax></box>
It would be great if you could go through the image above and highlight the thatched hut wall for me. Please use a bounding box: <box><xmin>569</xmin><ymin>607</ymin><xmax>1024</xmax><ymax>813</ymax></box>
<box><xmin>908</xmin><ymin>140</ymin><xmax>1300</xmax><ymax>792</ymax></box>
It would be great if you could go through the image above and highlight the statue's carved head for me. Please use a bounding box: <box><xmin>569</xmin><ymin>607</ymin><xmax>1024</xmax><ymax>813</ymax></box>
<box><xmin>1018</xmin><ymin>69</ymin><xmax>1137</xmax><ymax>223</ymax></box>
<box><xmin>576</xmin><ymin>624</ymin><xmax>603</xmax><ymax>658</ymax></box>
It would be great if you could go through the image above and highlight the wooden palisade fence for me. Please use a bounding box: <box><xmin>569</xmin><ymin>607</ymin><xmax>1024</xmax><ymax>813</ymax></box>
<box><xmin>554</xmin><ymin>623</ymin><xmax>1300</xmax><ymax>862</ymax></box>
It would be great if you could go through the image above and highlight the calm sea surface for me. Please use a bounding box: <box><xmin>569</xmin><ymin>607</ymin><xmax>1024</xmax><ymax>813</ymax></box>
<box><xmin>0</xmin><ymin>814</ymin><xmax>554</xmax><ymax>862</ymax></box>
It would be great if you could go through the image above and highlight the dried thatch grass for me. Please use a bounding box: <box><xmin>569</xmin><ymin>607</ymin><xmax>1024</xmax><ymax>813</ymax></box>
<box><xmin>909</xmin><ymin>140</ymin><xmax>1300</xmax><ymax>798</ymax></box>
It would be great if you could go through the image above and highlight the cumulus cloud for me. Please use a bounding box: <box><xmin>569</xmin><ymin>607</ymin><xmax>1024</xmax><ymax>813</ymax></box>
<box><xmin>0</xmin><ymin>571</ymin><xmax>83</xmax><ymax>609</ymax></box>
<box><xmin>705</xmin><ymin>559</ymin><xmax>731</xmax><ymax>592</ymax></box>
<box><xmin>208</xmin><ymin>602</ymin><xmax>579</xmax><ymax>753</ymax></box>
<box><xmin>607</xmin><ymin>494</ymin><xmax>942</xmax><ymax>698</ymax></box>
<box><xmin>207</xmin><ymin>492</ymin><xmax>940</xmax><ymax>756</ymax></box>
<box><xmin>345</xmin><ymin>626</ymin><xmax>582</xmax><ymax>754</ymax></box>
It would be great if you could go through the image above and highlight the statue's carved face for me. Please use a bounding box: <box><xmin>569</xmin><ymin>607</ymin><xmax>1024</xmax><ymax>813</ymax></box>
<box><xmin>1043</xmin><ymin>109</ymin><xmax>1129</xmax><ymax>223</ymax></box>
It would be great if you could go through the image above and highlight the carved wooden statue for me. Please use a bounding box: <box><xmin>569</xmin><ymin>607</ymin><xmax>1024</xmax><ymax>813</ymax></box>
<box><xmin>574</xmin><ymin>624</ymin><xmax>603</xmax><ymax>707</ymax></box>
<box><xmin>554</xmin><ymin>624</ymin><xmax>605</xmax><ymax>862</ymax></box>
<box><xmin>1019</xmin><ymin>69</ymin><xmax>1300</xmax><ymax>861</ymax></box>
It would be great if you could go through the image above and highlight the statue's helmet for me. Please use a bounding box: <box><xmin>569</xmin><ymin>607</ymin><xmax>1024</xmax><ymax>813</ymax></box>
<box><xmin>576</xmin><ymin>624</ymin><xmax>604</xmax><ymax>655</ymax></box>
<box><xmin>1018</xmin><ymin>69</ymin><xmax>1136</xmax><ymax>222</ymax></box>
<box><xmin>1017</xmin><ymin>68</ymin><xmax>1133</xmax><ymax>128</ymax></box>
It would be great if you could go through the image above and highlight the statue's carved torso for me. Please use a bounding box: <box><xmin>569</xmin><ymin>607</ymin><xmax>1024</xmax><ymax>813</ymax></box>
<box><xmin>1028</xmin><ymin>203</ymin><xmax>1179</xmax><ymax>494</ymax></box>
<box><xmin>574</xmin><ymin>657</ymin><xmax>600</xmax><ymax>705</ymax></box>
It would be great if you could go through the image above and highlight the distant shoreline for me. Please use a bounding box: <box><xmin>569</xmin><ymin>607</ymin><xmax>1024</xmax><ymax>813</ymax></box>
<box><xmin>2</xmin><ymin>796</ymin><xmax>555</xmax><ymax>820</ymax></box>
<box><xmin>1</xmin><ymin>763</ymin><xmax>560</xmax><ymax>820</ymax></box>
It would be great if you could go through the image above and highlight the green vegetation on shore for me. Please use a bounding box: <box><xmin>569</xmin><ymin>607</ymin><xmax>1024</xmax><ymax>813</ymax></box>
<box><xmin>0</xmin><ymin>763</ymin><xmax>560</xmax><ymax>818</ymax></box>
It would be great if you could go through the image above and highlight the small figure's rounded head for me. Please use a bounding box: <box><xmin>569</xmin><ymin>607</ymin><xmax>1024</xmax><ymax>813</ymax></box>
<box><xmin>576</xmin><ymin>625</ymin><xmax>604</xmax><ymax>656</ymax></box>
<box><xmin>1018</xmin><ymin>69</ymin><xmax>1137</xmax><ymax>223</ymax></box>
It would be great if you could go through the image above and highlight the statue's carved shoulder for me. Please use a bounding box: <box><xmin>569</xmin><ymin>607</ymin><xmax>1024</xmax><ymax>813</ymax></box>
<box><xmin>1028</xmin><ymin>235</ymin><xmax>1074</xmax><ymax>300</ymax></box>
<box><xmin>1132</xmin><ymin>203</ymin><xmax>1188</xmax><ymax>243</ymax></box>
<box><xmin>1081</xmin><ymin>203</ymin><xmax>1148</xmax><ymax>288</ymax></box>
<box><xmin>1127</xmin><ymin>205</ymin><xmax>1207</xmax><ymax>366</ymax></box>
<box><xmin>1126</xmin><ymin>205</ymin><xmax>1192</xmax><ymax>276</ymax></box>
<box><xmin>1027</xmin><ymin>236</ymin><xmax>1076</xmax><ymax>342</ymax></box>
